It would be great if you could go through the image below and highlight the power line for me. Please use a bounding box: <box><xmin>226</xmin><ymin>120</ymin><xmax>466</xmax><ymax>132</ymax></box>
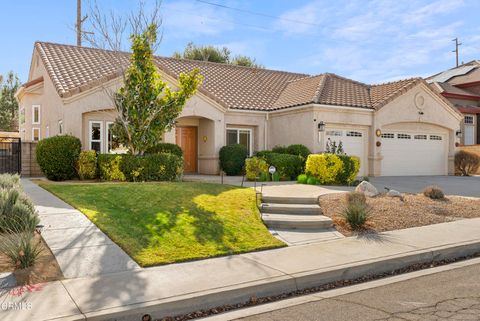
<box><xmin>195</xmin><ymin>0</ymin><xmax>322</xmax><ymax>27</ymax></box>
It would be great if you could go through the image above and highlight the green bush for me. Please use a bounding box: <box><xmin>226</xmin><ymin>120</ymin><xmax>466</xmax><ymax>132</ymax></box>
<box><xmin>255</xmin><ymin>150</ymin><xmax>275</xmax><ymax>160</ymax></box>
<box><xmin>36</xmin><ymin>135</ymin><xmax>81</xmax><ymax>181</ymax></box>
<box><xmin>0</xmin><ymin>188</ymin><xmax>39</xmax><ymax>234</ymax></box>
<box><xmin>305</xmin><ymin>154</ymin><xmax>343</xmax><ymax>184</ymax></box>
<box><xmin>98</xmin><ymin>154</ymin><xmax>126</xmax><ymax>181</ymax></box>
<box><xmin>269</xmin><ymin>153</ymin><xmax>304</xmax><ymax>180</ymax></box>
<box><xmin>145</xmin><ymin>143</ymin><xmax>183</xmax><ymax>158</ymax></box>
<box><xmin>98</xmin><ymin>153</ymin><xmax>183</xmax><ymax>182</ymax></box>
<box><xmin>245</xmin><ymin>157</ymin><xmax>269</xmax><ymax>181</ymax></box>
<box><xmin>286</xmin><ymin>144</ymin><xmax>311</xmax><ymax>159</ymax></box>
<box><xmin>219</xmin><ymin>144</ymin><xmax>248</xmax><ymax>176</ymax></box>
<box><xmin>336</xmin><ymin>155</ymin><xmax>360</xmax><ymax>185</ymax></box>
<box><xmin>272</xmin><ymin>145</ymin><xmax>289</xmax><ymax>154</ymax></box>
<box><xmin>77</xmin><ymin>150</ymin><xmax>97</xmax><ymax>180</ymax></box>
<box><xmin>297</xmin><ymin>174</ymin><xmax>308</xmax><ymax>184</ymax></box>
<box><xmin>342</xmin><ymin>192</ymin><xmax>370</xmax><ymax>230</ymax></box>
<box><xmin>307</xmin><ymin>176</ymin><xmax>319</xmax><ymax>185</ymax></box>
<box><xmin>455</xmin><ymin>150</ymin><xmax>480</xmax><ymax>176</ymax></box>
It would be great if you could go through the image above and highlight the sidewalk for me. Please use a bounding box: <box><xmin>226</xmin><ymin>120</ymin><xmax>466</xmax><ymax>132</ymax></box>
<box><xmin>21</xmin><ymin>179</ymin><xmax>140</xmax><ymax>279</ymax></box>
<box><xmin>2</xmin><ymin>216</ymin><xmax>480</xmax><ymax>321</ymax></box>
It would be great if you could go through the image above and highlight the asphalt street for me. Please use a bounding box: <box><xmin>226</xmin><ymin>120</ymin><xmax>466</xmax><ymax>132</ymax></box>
<box><xmin>237</xmin><ymin>261</ymin><xmax>480</xmax><ymax>321</ymax></box>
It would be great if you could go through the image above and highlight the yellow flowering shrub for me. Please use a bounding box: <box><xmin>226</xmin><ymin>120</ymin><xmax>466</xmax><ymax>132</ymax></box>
<box><xmin>305</xmin><ymin>154</ymin><xmax>343</xmax><ymax>184</ymax></box>
<box><xmin>245</xmin><ymin>157</ymin><xmax>269</xmax><ymax>181</ymax></box>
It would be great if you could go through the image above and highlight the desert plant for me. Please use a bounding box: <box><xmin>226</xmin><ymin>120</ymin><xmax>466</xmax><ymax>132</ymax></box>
<box><xmin>297</xmin><ymin>174</ymin><xmax>308</xmax><ymax>184</ymax></box>
<box><xmin>245</xmin><ymin>157</ymin><xmax>269</xmax><ymax>181</ymax></box>
<box><xmin>145</xmin><ymin>143</ymin><xmax>183</xmax><ymax>158</ymax></box>
<box><xmin>0</xmin><ymin>231</ymin><xmax>42</xmax><ymax>269</ymax></box>
<box><xmin>36</xmin><ymin>135</ymin><xmax>82</xmax><ymax>181</ymax></box>
<box><xmin>77</xmin><ymin>150</ymin><xmax>98</xmax><ymax>180</ymax></box>
<box><xmin>219</xmin><ymin>144</ymin><xmax>248</xmax><ymax>176</ymax></box>
<box><xmin>0</xmin><ymin>188</ymin><xmax>39</xmax><ymax>233</ymax></box>
<box><xmin>346</xmin><ymin>191</ymin><xmax>367</xmax><ymax>205</ymax></box>
<box><xmin>342</xmin><ymin>191</ymin><xmax>370</xmax><ymax>230</ymax></box>
<box><xmin>455</xmin><ymin>150</ymin><xmax>480</xmax><ymax>176</ymax></box>
<box><xmin>423</xmin><ymin>185</ymin><xmax>445</xmax><ymax>200</ymax></box>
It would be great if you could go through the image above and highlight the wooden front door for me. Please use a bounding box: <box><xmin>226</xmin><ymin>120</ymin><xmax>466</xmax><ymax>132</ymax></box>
<box><xmin>176</xmin><ymin>127</ymin><xmax>197</xmax><ymax>173</ymax></box>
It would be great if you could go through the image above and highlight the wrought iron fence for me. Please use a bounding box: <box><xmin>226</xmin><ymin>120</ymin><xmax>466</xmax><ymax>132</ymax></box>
<box><xmin>0</xmin><ymin>138</ymin><xmax>21</xmax><ymax>174</ymax></box>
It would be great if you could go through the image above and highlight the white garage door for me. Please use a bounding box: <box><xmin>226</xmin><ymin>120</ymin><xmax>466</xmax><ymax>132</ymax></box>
<box><xmin>381</xmin><ymin>132</ymin><xmax>447</xmax><ymax>176</ymax></box>
<box><xmin>326</xmin><ymin>129</ymin><xmax>367</xmax><ymax>176</ymax></box>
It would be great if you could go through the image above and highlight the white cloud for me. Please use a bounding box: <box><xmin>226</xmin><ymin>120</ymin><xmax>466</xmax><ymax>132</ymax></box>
<box><xmin>273</xmin><ymin>1</ymin><xmax>326</xmax><ymax>35</ymax></box>
<box><xmin>402</xmin><ymin>0</ymin><xmax>465</xmax><ymax>25</ymax></box>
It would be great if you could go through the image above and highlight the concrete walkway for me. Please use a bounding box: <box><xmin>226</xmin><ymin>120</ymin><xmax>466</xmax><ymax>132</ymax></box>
<box><xmin>3</xmin><ymin>217</ymin><xmax>480</xmax><ymax>321</ymax></box>
<box><xmin>21</xmin><ymin>179</ymin><xmax>140</xmax><ymax>279</ymax></box>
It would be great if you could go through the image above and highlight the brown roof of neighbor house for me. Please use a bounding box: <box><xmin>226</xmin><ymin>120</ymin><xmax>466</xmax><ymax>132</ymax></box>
<box><xmin>33</xmin><ymin>42</ymin><xmax>437</xmax><ymax>111</ymax></box>
<box><xmin>432</xmin><ymin>82</ymin><xmax>479</xmax><ymax>97</ymax></box>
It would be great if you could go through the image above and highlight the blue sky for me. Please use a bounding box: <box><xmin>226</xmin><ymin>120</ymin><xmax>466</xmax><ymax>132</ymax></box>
<box><xmin>1</xmin><ymin>0</ymin><xmax>479</xmax><ymax>84</ymax></box>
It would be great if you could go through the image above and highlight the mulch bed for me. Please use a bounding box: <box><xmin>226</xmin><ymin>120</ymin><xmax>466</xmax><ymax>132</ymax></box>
<box><xmin>319</xmin><ymin>193</ymin><xmax>480</xmax><ymax>236</ymax></box>
<box><xmin>0</xmin><ymin>234</ymin><xmax>63</xmax><ymax>284</ymax></box>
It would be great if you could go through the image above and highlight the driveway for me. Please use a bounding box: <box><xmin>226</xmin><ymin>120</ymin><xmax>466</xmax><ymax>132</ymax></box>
<box><xmin>368</xmin><ymin>176</ymin><xmax>480</xmax><ymax>197</ymax></box>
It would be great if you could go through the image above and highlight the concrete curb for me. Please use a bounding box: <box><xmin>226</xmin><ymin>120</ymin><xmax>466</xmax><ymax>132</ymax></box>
<box><xmin>88</xmin><ymin>239</ymin><xmax>480</xmax><ymax>321</ymax></box>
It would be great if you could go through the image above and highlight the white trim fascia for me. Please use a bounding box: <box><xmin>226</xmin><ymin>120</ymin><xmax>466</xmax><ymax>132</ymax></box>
<box><xmin>32</xmin><ymin>104</ymin><xmax>40</xmax><ymax>124</ymax></box>
<box><xmin>226</xmin><ymin>108</ymin><xmax>269</xmax><ymax>115</ymax></box>
<box><xmin>88</xmin><ymin>120</ymin><xmax>104</xmax><ymax>153</ymax></box>
<box><xmin>314</xmin><ymin>104</ymin><xmax>375</xmax><ymax>113</ymax></box>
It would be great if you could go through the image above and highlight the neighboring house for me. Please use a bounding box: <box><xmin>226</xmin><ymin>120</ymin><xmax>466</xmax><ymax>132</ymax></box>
<box><xmin>427</xmin><ymin>60</ymin><xmax>480</xmax><ymax>146</ymax></box>
<box><xmin>16</xmin><ymin>42</ymin><xmax>462</xmax><ymax>176</ymax></box>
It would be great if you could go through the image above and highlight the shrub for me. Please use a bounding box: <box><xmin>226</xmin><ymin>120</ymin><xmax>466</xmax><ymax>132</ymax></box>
<box><xmin>342</xmin><ymin>192</ymin><xmax>370</xmax><ymax>230</ymax></box>
<box><xmin>269</xmin><ymin>153</ymin><xmax>304</xmax><ymax>180</ymax></box>
<box><xmin>455</xmin><ymin>150</ymin><xmax>480</xmax><ymax>176</ymax></box>
<box><xmin>286</xmin><ymin>144</ymin><xmax>311</xmax><ymax>159</ymax></box>
<box><xmin>36</xmin><ymin>135</ymin><xmax>81</xmax><ymax>181</ymax></box>
<box><xmin>219</xmin><ymin>144</ymin><xmax>248</xmax><ymax>176</ymax></box>
<box><xmin>336</xmin><ymin>155</ymin><xmax>360</xmax><ymax>185</ymax></box>
<box><xmin>145</xmin><ymin>143</ymin><xmax>183</xmax><ymax>158</ymax></box>
<box><xmin>272</xmin><ymin>145</ymin><xmax>289</xmax><ymax>154</ymax></box>
<box><xmin>77</xmin><ymin>150</ymin><xmax>97</xmax><ymax>180</ymax></box>
<box><xmin>305</xmin><ymin>154</ymin><xmax>343</xmax><ymax>184</ymax></box>
<box><xmin>98</xmin><ymin>154</ymin><xmax>126</xmax><ymax>181</ymax></box>
<box><xmin>0</xmin><ymin>188</ymin><xmax>39</xmax><ymax>234</ymax></box>
<box><xmin>120</xmin><ymin>153</ymin><xmax>183</xmax><ymax>182</ymax></box>
<box><xmin>307</xmin><ymin>176</ymin><xmax>319</xmax><ymax>185</ymax></box>
<box><xmin>297</xmin><ymin>174</ymin><xmax>308</xmax><ymax>184</ymax></box>
<box><xmin>0</xmin><ymin>231</ymin><xmax>42</xmax><ymax>270</ymax></box>
<box><xmin>0</xmin><ymin>174</ymin><xmax>21</xmax><ymax>190</ymax></box>
<box><xmin>245</xmin><ymin>157</ymin><xmax>269</xmax><ymax>181</ymax></box>
<box><xmin>423</xmin><ymin>185</ymin><xmax>445</xmax><ymax>200</ymax></box>
<box><xmin>255</xmin><ymin>150</ymin><xmax>275</xmax><ymax>159</ymax></box>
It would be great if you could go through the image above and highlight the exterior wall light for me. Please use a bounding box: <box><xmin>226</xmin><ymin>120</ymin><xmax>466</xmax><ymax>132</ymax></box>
<box><xmin>456</xmin><ymin>130</ymin><xmax>462</xmax><ymax>138</ymax></box>
<box><xmin>318</xmin><ymin>121</ymin><xmax>326</xmax><ymax>132</ymax></box>
<box><xmin>375</xmin><ymin>129</ymin><xmax>382</xmax><ymax>137</ymax></box>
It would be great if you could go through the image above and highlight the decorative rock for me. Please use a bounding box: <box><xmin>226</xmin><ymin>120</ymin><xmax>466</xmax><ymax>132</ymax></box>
<box><xmin>355</xmin><ymin>181</ymin><xmax>379</xmax><ymax>197</ymax></box>
<box><xmin>387</xmin><ymin>189</ymin><xmax>402</xmax><ymax>198</ymax></box>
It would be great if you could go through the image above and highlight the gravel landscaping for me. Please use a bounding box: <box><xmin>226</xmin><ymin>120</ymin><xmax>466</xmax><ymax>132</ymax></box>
<box><xmin>319</xmin><ymin>193</ymin><xmax>480</xmax><ymax>236</ymax></box>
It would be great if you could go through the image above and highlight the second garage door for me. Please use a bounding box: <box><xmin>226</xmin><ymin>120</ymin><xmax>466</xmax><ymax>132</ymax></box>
<box><xmin>326</xmin><ymin>129</ymin><xmax>367</xmax><ymax>177</ymax></box>
<box><xmin>381</xmin><ymin>131</ymin><xmax>447</xmax><ymax>176</ymax></box>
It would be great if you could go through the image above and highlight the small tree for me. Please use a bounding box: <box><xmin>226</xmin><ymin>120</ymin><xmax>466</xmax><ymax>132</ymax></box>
<box><xmin>0</xmin><ymin>72</ymin><xmax>21</xmax><ymax>131</ymax></box>
<box><xmin>113</xmin><ymin>24</ymin><xmax>202</xmax><ymax>155</ymax></box>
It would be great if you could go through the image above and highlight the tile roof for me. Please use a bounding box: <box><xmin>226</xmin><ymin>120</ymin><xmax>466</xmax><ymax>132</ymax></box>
<box><xmin>34</xmin><ymin>42</ymin><xmax>435</xmax><ymax>111</ymax></box>
<box><xmin>432</xmin><ymin>82</ymin><xmax>480</xmax><ymax>98</ymax></box>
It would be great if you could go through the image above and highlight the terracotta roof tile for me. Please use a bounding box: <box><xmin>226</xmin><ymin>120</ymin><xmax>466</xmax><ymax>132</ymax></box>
<box><xmin>370</xmin><ymin>78</ymin><xmax>422</xmax><ymax>109</ymax></box>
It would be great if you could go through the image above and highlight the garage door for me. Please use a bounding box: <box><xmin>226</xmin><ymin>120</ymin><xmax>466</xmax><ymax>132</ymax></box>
<box><xmin>381</xmin><ymin>132</ymin><xmax>447</xmax><ymax>176</ymax></box>
<box><xmin>325</xmin><ymin>129</ymin><xmax>367</xmax><ymax>176</ymax></box>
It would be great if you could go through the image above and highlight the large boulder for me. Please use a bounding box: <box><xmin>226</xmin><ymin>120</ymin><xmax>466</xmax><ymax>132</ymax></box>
<box><xmin>355</xmin><ymin>181</ymin><xmax>379</xmax><ymax>197</ymax></box>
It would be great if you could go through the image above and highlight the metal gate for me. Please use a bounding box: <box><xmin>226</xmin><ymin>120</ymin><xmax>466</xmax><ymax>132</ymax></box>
<box><xmin>0</xmin><ymin>138</ymin><xmax>21</xmax><ymax>174</ymax></box>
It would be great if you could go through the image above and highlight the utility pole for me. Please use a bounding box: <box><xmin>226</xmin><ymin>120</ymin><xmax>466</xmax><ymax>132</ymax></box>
<box><xmin>452</xmin><ymin>37</ymin><xmax>462</xmax><ymax>67</ymax></box>
<box><xmin>76</xmin><ymin>0</ymin><xmax>88</xmax><ymax>46</ymax></box>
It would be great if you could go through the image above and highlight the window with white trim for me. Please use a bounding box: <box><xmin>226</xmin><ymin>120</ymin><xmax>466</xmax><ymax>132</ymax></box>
<box><xmin>58</xmin><ymin>120</ymin><xmax>63</xmax><ymax>134</ymax></box>
<box><xmin>346</xmin><ymin>131</ymin><xmax>362</xmax><ymax>137</ymax></box>
<box><xmin>89</xmin><ymin>121</ymin><xmax>103</xmax><ymax>153</ymax></box>
<box><xmin>326</xmin><ymin>130</ymin><xmax>342</xmax><ymax>136</ymax></box>
<box><xmin>464</xmin><ymin>115</ymin><xmax>474</xmax><ymax>124</ymax></box>
<box><xmin>430</xmin><ymin>135</ymin><xmax>442</xmax><ymax>141</ymax></box>
<box><xmin>32</xmin><ymin>105</ymin><xmax>40</xmax><ymax>124</ymax></box>
<box><xmin>226</xmin><ymin>128</ymin><xmax>252</xmax><ymax>156</ymax></box>
<box><xmin>414</xmin><ymin>134</ymin><xmax>427</xmax><ymax>140</ymax></box>
<box><xmin>397</xmin><ymin>134</ymin><xmax>411</xmax><ymax>139</ymax></box>
<box><xmin>32</xmin><ymin>128</ymin><xmax>40</xmax><ymax>141</ymax></box>
<box><xmin>381</xmin><ymin>133</ymin><xmax>394</xmax><ymax>139</ymax></box>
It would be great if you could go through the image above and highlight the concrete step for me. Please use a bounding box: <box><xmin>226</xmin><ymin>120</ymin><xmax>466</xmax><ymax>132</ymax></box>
<box><xmin>262</xmin><ymin>213</ymin><xmax>333</xmax><ymax>229</ymax></box>
<box><xmin>261</xmin><ymin>203</ymin><xmax>322</xmax><ymax>215</ymax></box>
<box><xmin>261</xmin><ymin>195</ymin><xmax>319</xmax><ymax>205</ymax></box>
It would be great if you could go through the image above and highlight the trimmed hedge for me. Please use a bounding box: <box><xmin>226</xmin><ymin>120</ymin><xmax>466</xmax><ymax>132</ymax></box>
<box><xmin>77</xmin><ymin>150</ymin><xmax>97</xmax><ymax>180</ymax></box>
<box><xmin>219</xmin><ymin>144</ymin><xmax>248</xmax><ymax>176</ymax></box>
<box><xmin>256</xmin><ymin>152</ymin><xmax>303</xmax><ymax>180</ymax></box>
<box><xmin>36</xmin><ymin>135</ymin><xmax>81</xmax><ymax>181</ymax></box>
<box><xmin>271</xmin><ymin>145</ymin><xmax>289</xmax><ymax>154</ymax></box>
<box><xmin>286</xmin><ymin>144</ymin><xmax>311</xmax><ymax>159</ymax></box>
<box><xmin>98</xmin><ymin>153</ymin><xmax>183</xmax><ymax>182</ymax></box>
<box><xmin>145</xmin><ymin>143</ymin><xmax>183</xmax><ymax>158</ymax></box>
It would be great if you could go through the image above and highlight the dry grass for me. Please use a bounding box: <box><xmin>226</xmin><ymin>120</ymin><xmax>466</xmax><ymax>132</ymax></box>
<box><xmin>320</xmin><ymin>193</ymin><xmax>480</xmax><ymax>236</ymax></box>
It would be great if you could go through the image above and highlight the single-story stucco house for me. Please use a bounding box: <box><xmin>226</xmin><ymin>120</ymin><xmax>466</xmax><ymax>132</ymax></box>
<box><xmin>16</xmin><ymin>42</ymin><xmax>463</xmax><ymax>176</ymax></box>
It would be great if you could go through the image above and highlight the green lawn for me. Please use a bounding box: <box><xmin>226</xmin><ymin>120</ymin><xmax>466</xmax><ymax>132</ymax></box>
<box><xmin>39</xmin><ymin>182</ymin><xmax>284</xmax><ymax>266</ymax></box>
